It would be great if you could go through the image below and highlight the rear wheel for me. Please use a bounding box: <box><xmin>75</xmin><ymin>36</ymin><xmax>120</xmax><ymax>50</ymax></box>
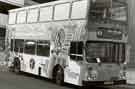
<box><xmin>14</xmin><ymin>65</ymin><xmax>20</xmax><ymax>73</ymax></box>
<box><xmin>13</xmin><ymin>58</ymin><xmax>20</xmax><ymax>74</ymax></box>
<box><xmin>55</xmin><ymin>67</ymin><xmax>64</xmax><ymax>85</ymax></box>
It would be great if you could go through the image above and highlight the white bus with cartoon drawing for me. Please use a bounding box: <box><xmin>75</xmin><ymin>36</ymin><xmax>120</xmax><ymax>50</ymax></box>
<box><xmin>7</xmin><ymin>0</ymin><xmax>128</xmax><ymax>86</ymax></box>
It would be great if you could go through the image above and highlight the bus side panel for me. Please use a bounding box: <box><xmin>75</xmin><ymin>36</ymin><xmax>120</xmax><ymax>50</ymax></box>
<box><xmin>64</xmin><ymin>59</ymin><xmax>81</xmax><ymax>86</ymax></box>
<box><xmin>21</xmin><ymin>54</ymin><xmax>40</xmax><ymax>75</ymax></box>
<box><xmin>34</xmin><ymin>55</ymin><xmax>50</xmax><ymax>78</ymax></box>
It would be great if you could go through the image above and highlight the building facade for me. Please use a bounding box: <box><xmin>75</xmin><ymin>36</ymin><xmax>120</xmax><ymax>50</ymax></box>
<box><xmin>127</xmin><ymin>0</ymin><xmax>135</xmax><ymax>66</ymax></box>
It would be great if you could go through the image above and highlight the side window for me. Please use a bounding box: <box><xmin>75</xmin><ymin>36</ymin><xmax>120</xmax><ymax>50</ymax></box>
<box><xmin>27</xmin><ymin>8</ymin><xmax>39</xmax><ymax>23</ymax></box>
<box><xmin>39</xmin><ymin>6</ymin><xmax>53</xmax><ymax>21</ymax></box>
<box><xmin>89</xmin><ymin>0</ymin><xmax>111</xmax><ymax>21</ymax></box>
<box><xmin>70</xmin><ymin>42</ymin><xmax>83</xmax><ymax>61</ymax></box>
<box><xmin>14</xmin><ymin>39</ymin><xmax>24</xmax><ymax>53</ymax></box>
<box><xmin>0</xmin><ymin>28</ymin><xmax>6</xmax><ymax>37</ymax></box>
<box><xmin>0</xmin><ymin>39</ymin><xmax>5</xmax><ymax>51</ymax></box>
<box><xmin>17</xmin><ymin>10</ymin><xmax>26</xmax><ymax>24</ymax></box>
<box><xmin>24</xmin><ymin>40</ymin><xmax>36</xmax><ymax>55</ymax></box>
<box><xmin>54</xmin><ymin>3</ymin><xmax>70</xmax><ymax>20</ymax></box>
<box><xmin>37</xmin><ymin>40</ymin><xmax>50</xmax><ymax>57</ymax></box>
<box><xmin>9</xmin><ymin>12</ymin><xmax>16</xmax><ymax>24</ymax></box>
<box><xmin>71</xmin><ymin>0</ymin><xmax>87</xmax><ymax>19</ymax></box>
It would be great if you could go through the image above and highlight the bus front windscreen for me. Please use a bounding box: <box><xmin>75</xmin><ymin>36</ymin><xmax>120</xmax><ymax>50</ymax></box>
<box><xmin>89</xmin><ymin>0</ymin><xmax>127</xmax><ymax>22</ymax></box>
<box><xmin>85</xmin><ymin>42</ymin><xmax>125</xmax><ymax>63</ymax></box>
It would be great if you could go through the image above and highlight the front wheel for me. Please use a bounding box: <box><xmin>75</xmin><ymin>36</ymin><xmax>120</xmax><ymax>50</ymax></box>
<box><xmin>55</xmin><ymin>67</ymin><xmax>64</xmax><ymax>85</ymax></box>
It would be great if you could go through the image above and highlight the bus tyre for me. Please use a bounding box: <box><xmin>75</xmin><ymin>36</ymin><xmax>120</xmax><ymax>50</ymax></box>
<box><xmin>13</xmin><ymin>58</ymin><xmax>20</xmax><ymax>74</ymax></box>
<box><xmin>14</xmin><ymin>65</ymin><xmax>20</xmax><ymax>73</ymax></box>
<box><xmin>55</xmin><ymin>67</ymin><xmax>64</xmax><ymax>85</ymax></box>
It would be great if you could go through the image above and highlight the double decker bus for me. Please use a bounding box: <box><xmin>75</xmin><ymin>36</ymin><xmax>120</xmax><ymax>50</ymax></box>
<box><xmin>7</xmin><ymin>0</ymin><xmax>128</xmax><ymax>86</ymax></box>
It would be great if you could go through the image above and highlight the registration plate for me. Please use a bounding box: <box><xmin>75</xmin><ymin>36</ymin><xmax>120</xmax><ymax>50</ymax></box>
<box><xmin>104</xmin><ymin>81</ymin><xmax>114</xmax><ymax>85</ymax></box>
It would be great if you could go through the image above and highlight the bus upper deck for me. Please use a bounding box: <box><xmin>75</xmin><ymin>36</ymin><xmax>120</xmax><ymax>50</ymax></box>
<box><xmin>8</xmin><ymin>0</ymin><xmax>128</xmax><ymax>43</ymax></box>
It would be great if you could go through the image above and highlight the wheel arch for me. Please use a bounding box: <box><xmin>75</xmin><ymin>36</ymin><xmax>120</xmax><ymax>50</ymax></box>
<box><xmin>12</xmin><ymin>56</ymin><xmax>21</xmax><ymax>73</ymax></box>
<box><xmin>13</xmin><ymin>57</ymin><xmax>20</xmax><ymax>66</ymax></box>
<box><xmin>52</xmin><ymin>64</ymin><xmax>64</xmax><ymax>80</ymax></box>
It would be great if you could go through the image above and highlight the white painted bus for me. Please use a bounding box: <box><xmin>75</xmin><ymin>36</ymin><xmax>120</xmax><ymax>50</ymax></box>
<box><xmin>7</xmin><ymin>0</ymin><xmax>128</xmax><ymax>86</ymax></box>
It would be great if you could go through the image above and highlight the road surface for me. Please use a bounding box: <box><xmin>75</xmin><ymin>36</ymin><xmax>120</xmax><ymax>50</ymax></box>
<box><xmin>0</xmin><ymin>66</ymin><xmax>134</xmax><ymax>89</ymax></box>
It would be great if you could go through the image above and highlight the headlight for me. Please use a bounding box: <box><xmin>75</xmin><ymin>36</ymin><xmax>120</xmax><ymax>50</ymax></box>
<box><xmin>86</xmin><ymin>68</ymin><xmax>98</xmax><ymax>81</ymax></box>
<box><xmin>119</xmin><ymin>70</ymin><xmax>126</xmax><ymax>80</ymax></box>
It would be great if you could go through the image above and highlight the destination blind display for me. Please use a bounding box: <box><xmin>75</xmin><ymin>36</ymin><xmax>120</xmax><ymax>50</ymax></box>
<box><xmin>97</xmin><ymin>27</ymin><xmax>122</xmax><ymax>40</ymax></box>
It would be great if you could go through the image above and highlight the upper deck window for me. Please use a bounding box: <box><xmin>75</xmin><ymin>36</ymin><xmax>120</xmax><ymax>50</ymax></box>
<box><xmin>54</xmin><ymin>3</ymin><xmax>70</xmax><ymax>20</ymax></box>
<box><xmin>39</xmin><ymin>6</ymin><xmax>53</xmax><ymax>21</ymax></box>
<box><xmin>89</xmin><ymin>0</ymin><xmax>127</xmax><ymax>22</ymax></box>
<box><xmin>27</xmin><ymin>8</ymin><xmax>39</xmax><ymax>23</ymax></box>
<box><xmin>89</xmin><ymin>0</ymin><xmax>111</xmax><ymax>21</ymax></box>
<box><xmin>111</xmin><ymin>0</ymin><xmax>127</xmax><ymax>22</ymax></box>
<box><xmin>17</xmin><ymin>10</ymin><xmax>26</xmax><ymax>24</ymax></box>
<box><xmin>9</xmin><ymin>12</ymin><xmax>16</xmax><ymax>24</ymax></box>
<box><xmin>71</xmin><ymin>0</ymin><xmax>87</xmax><ymax>19</ymax></box>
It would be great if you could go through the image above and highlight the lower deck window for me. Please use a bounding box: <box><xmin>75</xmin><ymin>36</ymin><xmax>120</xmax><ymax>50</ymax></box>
<box><xmin>37</xmin><ymin>40</ymin><xmax>50</xmax><ymax>57</ymax></box>
<box><xmin>24</xmin><ymin>40</ymin><xmax>36</xmax><ymax>55</ymax></box>
<box><xmin>70</xmin><ymin>42</ymin><xmax>83</xmax><ymax>61</ymax></box>
<box><xmin>14</xmin><ymin>39</ymin><xmax>24</xmax><ymax>53</ymax></box>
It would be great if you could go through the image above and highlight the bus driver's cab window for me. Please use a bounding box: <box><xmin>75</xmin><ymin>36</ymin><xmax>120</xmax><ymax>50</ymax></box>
<box><xmin>69</xmin><ymin>42</ymin><xmax>83</xmax><ymax>61</ymax></box>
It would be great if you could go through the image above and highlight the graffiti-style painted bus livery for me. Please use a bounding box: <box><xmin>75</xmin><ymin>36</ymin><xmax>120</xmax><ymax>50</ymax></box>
<box><xmin>7</xmin><ymin>0</ymin><xmax>128</xmax><ymax>86</ymax></box>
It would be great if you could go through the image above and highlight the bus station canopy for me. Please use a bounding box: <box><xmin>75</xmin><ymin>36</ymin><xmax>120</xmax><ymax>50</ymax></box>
<box><xmin>32</xmin><ymin>0</ymin><xmax>57</xmax><ymax>3</ymax></box>
<box><xmin>0</xmin><ymin>1</ymin><xmax>20</xmax><ymax>14</ymax></box>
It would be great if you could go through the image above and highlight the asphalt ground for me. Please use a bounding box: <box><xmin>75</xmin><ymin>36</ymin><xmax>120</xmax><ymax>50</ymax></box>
<box><xmin>0</xmin><ymin>66</ymin><xmax>134</xmax><ymax>89</ymax></box>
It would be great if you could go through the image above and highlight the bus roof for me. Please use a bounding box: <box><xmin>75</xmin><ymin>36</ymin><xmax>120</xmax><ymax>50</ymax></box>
<box><xmin>9</xmin><ymin>0</ymin><xmax>84</xmax><ymax>13</ymax></box>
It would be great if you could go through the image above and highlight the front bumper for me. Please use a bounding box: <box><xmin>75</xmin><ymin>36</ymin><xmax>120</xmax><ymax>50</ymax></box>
<box><xmin>83</xmin><ymin>80</ymin><xmax>126</xmax><ymax>86</ymax></box>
